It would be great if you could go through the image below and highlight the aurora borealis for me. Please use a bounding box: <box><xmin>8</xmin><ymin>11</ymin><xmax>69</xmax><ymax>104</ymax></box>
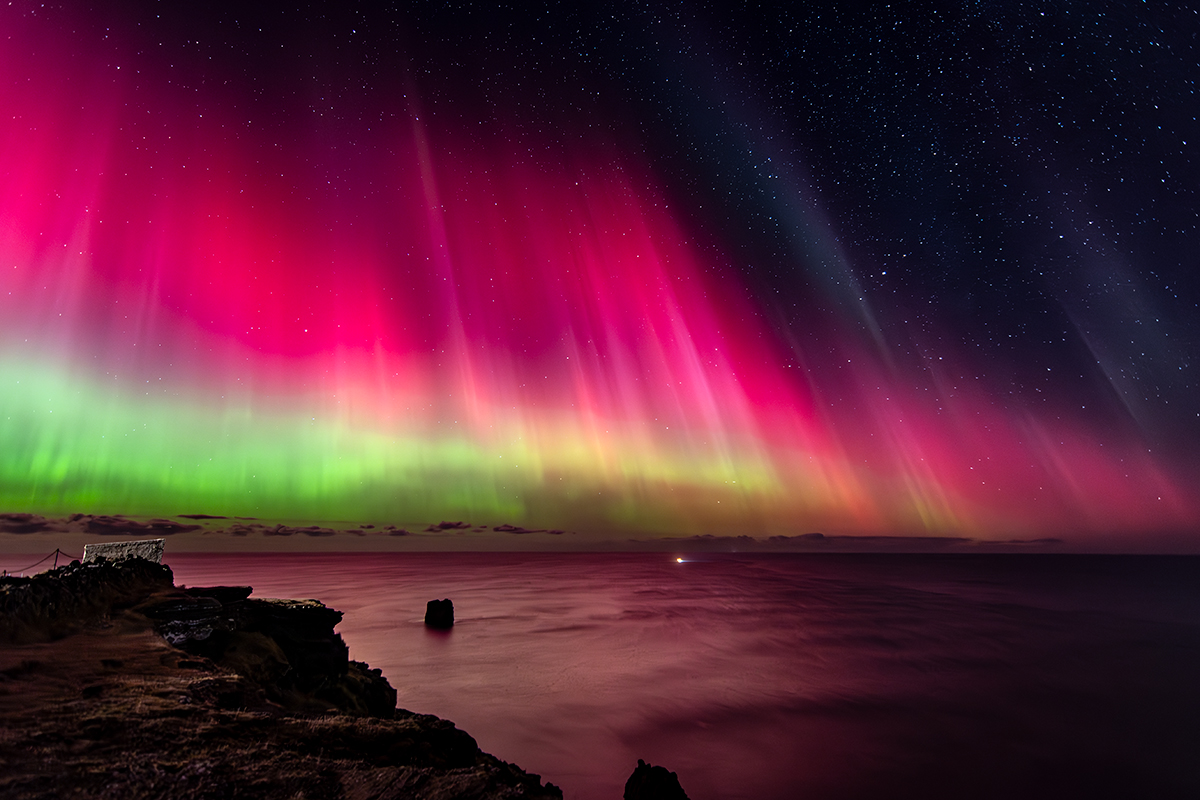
<box><xmin>2</xmin><ymin>2</ymin><xmax>1198</xmax><ymax>546</ymax></box>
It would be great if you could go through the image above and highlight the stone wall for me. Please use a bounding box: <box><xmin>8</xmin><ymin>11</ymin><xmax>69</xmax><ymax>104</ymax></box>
<box><xmin>82</xmin><ymin>538</ymin><xmax>165</xmax><ymax>564</ymax></box>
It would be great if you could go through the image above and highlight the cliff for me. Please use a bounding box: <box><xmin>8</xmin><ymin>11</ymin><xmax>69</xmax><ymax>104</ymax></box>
<box><xmin>0</xmin><ymin>558</ymin><xmax>562</xmax><ymax>799</ymax></box>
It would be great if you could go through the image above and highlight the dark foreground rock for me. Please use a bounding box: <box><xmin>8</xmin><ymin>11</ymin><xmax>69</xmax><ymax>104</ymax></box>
<box><xmin>0</xmin><ymin>559</ymin><xmax>562</xmax><ymax>800</ymax></box>
<box><xmin>624</xmin><ymin>759</ymin><xmax>691</xmax><ymax>800</ymax></box>
<box><xmin>0</xmin><ymin>555</ymin><xmax>174</xmax><ymax>643</ymax></box>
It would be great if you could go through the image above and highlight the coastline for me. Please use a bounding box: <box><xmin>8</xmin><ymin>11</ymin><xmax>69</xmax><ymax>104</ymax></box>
<box><xmin>0</xmin><ymin>557</ymin><xmax>563</xmax><ymax>799</ymax></box>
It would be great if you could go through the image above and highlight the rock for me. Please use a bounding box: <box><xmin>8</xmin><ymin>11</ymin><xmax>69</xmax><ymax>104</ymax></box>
<box><xmin>425</xmin><ymin>598</ymin><xmax>454</xmax><ymax>628</ymax></box>
<box><xmin>0</xmin><ymin>557</ymin><xmax>175</xmax><ymax>643</ymax></box>
<box><xmin>143</xmin><ymin>595</ymin><xmax>234</xmax><ymax>646</ymax></box>
<box><xmin>624</xmin><ymin>759</ymin><xmax>690</xmax><ymax>800</ymax></box>
<box><xmin>82</xmin><ymin>538</ymin><xmax>166</xmax><ymax>564</ymax></box>
<box><xmin>146</xmin><ymin>590</ymin><xmax>396</xmax><ymax>717</ymax></box>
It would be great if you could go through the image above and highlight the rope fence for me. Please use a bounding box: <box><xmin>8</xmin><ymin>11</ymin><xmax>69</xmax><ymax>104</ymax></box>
<box><xmin>1</xmin><ymin>548</ymin><xmax>81</xmax><ymax>578</ymax></box>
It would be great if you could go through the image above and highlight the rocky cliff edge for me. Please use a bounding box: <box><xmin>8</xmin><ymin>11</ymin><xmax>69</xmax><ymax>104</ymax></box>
<box><xmin>0</xmin><ymin>557</ymin><xmax>562</xmax><ymax>800</ymax></box>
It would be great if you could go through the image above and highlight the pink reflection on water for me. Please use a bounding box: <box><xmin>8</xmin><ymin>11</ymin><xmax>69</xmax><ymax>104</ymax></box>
<box><xmin>166</xmin><ymin>552</ymin><xmax>863</xmax><ymax>798</ymax></box>
<box><xmin>162</xmin><ymin>552</ymin><xmax>1200</xmax><ymax>800</ymax></box>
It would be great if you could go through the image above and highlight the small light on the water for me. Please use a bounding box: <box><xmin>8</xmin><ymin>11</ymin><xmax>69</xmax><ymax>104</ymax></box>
<box><xmin>677</xmin><ymin>557</ymin><xmax>684</xmax><ymax>563</ymax></box>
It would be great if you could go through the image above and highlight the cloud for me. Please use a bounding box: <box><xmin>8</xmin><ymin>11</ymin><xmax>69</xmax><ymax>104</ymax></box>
<box><xmin>82</xmin><ymin>516</ymin><xmax>202</xmax><ymax>535</ymax></box>
<box><xmin>0</xmin><ymin>513</ymin><xmax>53</xmax><ymax>534</ymax></box>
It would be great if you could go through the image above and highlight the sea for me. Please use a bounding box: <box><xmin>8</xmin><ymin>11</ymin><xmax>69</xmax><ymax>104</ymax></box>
<box><xmin>17</xmin><ymin>551</ymin><xmax>1200</xmax><ymax>798</ymax></box>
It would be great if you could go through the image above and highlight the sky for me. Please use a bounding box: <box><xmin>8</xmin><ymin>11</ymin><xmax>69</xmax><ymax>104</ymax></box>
<box><xmin>2</xmin><ymin>1</ymin><xmax>1199</xmax><ymax>549</ymax></box>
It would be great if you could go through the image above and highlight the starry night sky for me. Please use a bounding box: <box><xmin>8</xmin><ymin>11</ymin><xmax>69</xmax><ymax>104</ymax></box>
<box><xmin>122</xmin><ymin>0</ymin><xmax>1200</xmax><ymax>453</ymax></box>
<box><xmin>2</xmin><ymin>1</ymin><xmax>1198</xmax><ymax>543</ymax></box>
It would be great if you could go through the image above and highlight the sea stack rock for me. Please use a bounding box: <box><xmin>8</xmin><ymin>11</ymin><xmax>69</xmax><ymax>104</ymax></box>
<box><xmin>425</xmin><ymin>598</ymin><xmax>454</xmax><ymax>628</ymax></box>
<box><xmin>624</xmin><ymin>759</ymin><xmax>690</xmax><ymax>800</ymax></box>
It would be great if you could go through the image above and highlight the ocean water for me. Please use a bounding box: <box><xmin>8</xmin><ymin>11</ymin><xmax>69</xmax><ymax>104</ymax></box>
<box><xmin>52</xmin><ymin>553</ymin><xmax>1200</xmax><ymax>797</ymax></box>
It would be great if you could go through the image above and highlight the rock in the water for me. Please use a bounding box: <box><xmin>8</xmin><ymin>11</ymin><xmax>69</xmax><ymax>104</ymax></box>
<box><xmin>425</xmin><ymin>598</ymin><xmax>454</xmax><ymax>628</ymax></box>
<box><xmin>624</xmin><ymin>759</ymin><xmax>690</xmax><ymax>800</ymax></box>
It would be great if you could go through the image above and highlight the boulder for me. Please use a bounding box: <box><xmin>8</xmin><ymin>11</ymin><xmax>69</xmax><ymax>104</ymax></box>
<box><xmin>425</xmin><ymin>598</ymin><xmax>454</xmax><ymax>628</ymax></box>
<box><xmin>624</xmin><ymin>759</ymin><xmax>690</xmax><ymax>800</ymax></box>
